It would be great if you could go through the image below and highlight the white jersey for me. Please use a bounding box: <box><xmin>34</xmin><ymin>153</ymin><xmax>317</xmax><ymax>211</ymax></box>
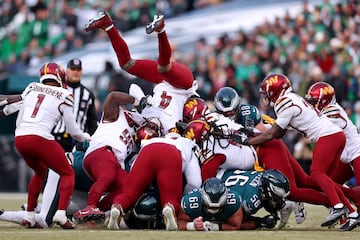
<box><xmin>141</xmin><ymin>81</ymin><xmax>198</xmax><ymax>133</ymax></box>
<box><xmin>15</xmin><ymin>82</ymin><xmax>89</xmax><ymax>141</ymax></box>
<box><xmin>85</xmin><ymin>109</ymin><xmax>136</xmax><ymax>168</ymax></box>
<box><xmin>274</xmin><ymin>92</ymin><xmax>342</xmax><ymax>142</ymax></box>
<box><xmin>208</xmin><ymin>136</ymin><xmax>257</xmax><ymax>171</ymax></box>
<box><xmin>141</xmin><ymin>135</ymin><xmax>202</xmax><ymax>193</ymax></box>
<box><xmin>321</xmin><ymin>103</ymin><xmax>360</xmax><ymax>163</ymax></box>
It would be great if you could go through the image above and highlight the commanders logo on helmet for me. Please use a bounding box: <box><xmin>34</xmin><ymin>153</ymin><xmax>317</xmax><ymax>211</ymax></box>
<box><xmin>305</xmin><ymin>82</ymin><xmax>335</xmax><ymax>111</ymax></box>
<box><xmin>183</xmin><ymin>97</ymin><xmax>210</xmax><ymax>123</ymax></box>
<box><xmin>260</xmin><ymin>73</ymin><xmax>291</xmax><ymax>106</ymax></box>
<box><xmin>39</xmin><ymin>62</ymin><xmax>67</xmax><ymax>88</ymax></box>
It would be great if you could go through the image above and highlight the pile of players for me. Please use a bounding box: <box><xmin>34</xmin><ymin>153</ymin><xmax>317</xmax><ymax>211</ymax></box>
<box><xmin>0</xmin><ymin>12</ymin><xmax>360</xmax><ymax>232</ymax></box>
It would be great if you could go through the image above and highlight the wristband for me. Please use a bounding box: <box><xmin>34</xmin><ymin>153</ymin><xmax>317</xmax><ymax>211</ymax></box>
<box><xmin>186</xmin><ymin>222</ymin><xmax>196</xmax><ymax>230</ymax></box>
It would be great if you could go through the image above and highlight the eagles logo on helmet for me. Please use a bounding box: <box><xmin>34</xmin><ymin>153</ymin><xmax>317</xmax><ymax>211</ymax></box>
<box><xmin>305</xmin><ymin>82</ymin><xmax>336</xmax><ymax>111</ymax></box>
<box><xmin>39</xmin><ymin>62</ymin><xmax>67</xmax><ymax>88</ymax></box>
<box><xmin>260</xmin><ymin>73</ymin><xmax>291</xmax><ymax>106</ymax></box>
<box><xmin>201</xmin><ymin>177</ymin><xmax>228</xmax><ymax>215</ymax></box>
<box><xmin>259</xmin><ymin>169</ymin><xmax>290</xmax><ymax>211</ymax></box>
<box><xmin>214</xmin><ymin>87</ymin><xmax>241</xmax><ymax>118</ymax></box>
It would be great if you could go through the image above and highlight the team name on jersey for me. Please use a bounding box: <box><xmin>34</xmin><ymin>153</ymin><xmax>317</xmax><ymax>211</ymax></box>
<box><xmin>33</xmin><ymin>85</ymin><xmax>64</xmax><ymax>99</ymax></box>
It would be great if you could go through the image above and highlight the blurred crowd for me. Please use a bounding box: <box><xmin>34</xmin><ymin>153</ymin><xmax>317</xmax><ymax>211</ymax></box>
<box><xmin>0</xmin><ymin>0</ymin><xmax>223</xmax><ymax>74</ymax></box>
<box><xmin>2</xmin><ymin>1</ymin><xmax>360</xmax><ymax>155</ymax></box>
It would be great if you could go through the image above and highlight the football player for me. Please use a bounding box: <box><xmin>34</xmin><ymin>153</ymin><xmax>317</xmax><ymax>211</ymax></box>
<box><xmin>83</xmin><ymin>12</ymin><xmax>199</xmax><ymax>134</ymax></box>
<box><xmin>305</xmin><ymin>82</ymin><xmax>360</xmax><ymax>230</ymax></box>
<box><xmin>247</xmin><ymin>73</ymin><xmax>355</xmax><ymax>228</ymax></box>
<box><xmin>14</xmin><ymin>62</ymin><xmax>91</xmax><ymax>229</ymax></box>
<box><xmin>73</xmin><ymin>91</ymin><xmax>139</xmax><ymax>223</ymax></box>
<box><xmin>105</xmin><ymin>120</ymin><xmax>204</xmax><ymax>231</ymax></box>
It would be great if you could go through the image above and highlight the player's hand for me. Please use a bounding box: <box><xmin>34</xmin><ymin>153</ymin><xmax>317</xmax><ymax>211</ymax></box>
<box><xmin>260</xmin><ymin>214</ymin><xmax>277</xmax><ymax>229</ymax></box>
<box><xmin>193</xmin><ymin>216</ymin><xmax>206</xmax><ymax>231</ymax></box>
<box><xmin>136</xmin><ymin>95</ymin><xmax>153</xmax><ymax>113</ymax></box>
<box><xmin>231</xmin><ymin>131</ymin><xmax>249</xmax><ymax>145</ymax></box>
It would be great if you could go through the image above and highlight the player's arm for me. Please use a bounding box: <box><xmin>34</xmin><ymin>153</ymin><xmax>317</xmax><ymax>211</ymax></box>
<box><xmin>0</xmin><ymin>94</ymin><xmax>22</xmax><ymax>106</ymax></box>
<box><xmin>248</xmin><ymin>123</ymin><xmax>286</xmax><ymax>145</ymax></box>
<box><xmin>102</xmin><ymin>91</ymin><xmax>136</xmax><ymax>122</ymax></box>
<box><xmin>177</xmin><ymin>210</ymin><xmax>207</xmax><ymax>231</ymax></box>
<box><xmin>220</xmin><ymin>207</ymin><xmax>244</xmax><ymax>230</ymax></box>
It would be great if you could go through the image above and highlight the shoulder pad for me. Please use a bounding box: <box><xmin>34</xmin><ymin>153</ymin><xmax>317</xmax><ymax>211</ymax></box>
<box><xmin>64</xmin><ymin>94</ymin><xmax>74</xmax><ymax>107</ymax></box>
<box><xmin>274</xmin><ymin>96</ymin><xmax>292</xmax><ymax>114</ymax></box>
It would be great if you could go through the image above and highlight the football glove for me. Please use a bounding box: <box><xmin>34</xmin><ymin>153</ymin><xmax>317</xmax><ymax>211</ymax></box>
<box><xmin>2</xmin><ymin>101</ymin><xmax>23</xmax><ymax>116</ymax></box>
<box><xmin>231</xmin><ymin>131</ymin><xmax>249</xmax><ymax>145</ymax></box>
<box><xmin>136</xmin><ymin>95</ymin><xmax>153</xmax><ymax>113</ymax></box>
<box><xmin>251</xmin><ymin>214</ymin><xmax>278</xmax><ymax>229</ymax></box>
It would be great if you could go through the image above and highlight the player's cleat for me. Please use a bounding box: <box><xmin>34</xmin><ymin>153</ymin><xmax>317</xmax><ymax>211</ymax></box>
<box><xmin>162</xmin><ymin>203</ymin><xmax>178</xmax><ymax>231</ymax></box>
<box><xmin>0</xmin><ymin>209</ymin><xmax>3</xmax><ymax>215</ymax></box>
<box><xmin>339</xmin><ymin>214</ymin><xmax>360</xmax><ymax>231</ymax></box>
<box><xmin>321</xmin><ymin>206</ymin><xmax>348</xmax><ymax>227</ymax></box>
<box><xmin>107</xmin><ymin>204</ymin><xmax>123</xmax><ymax>230</ymax></box>
<box><xmin>294</xmin><ymin>202</ymin><xmax>306</xmax><ymax>224</ymax></box>
<box><xmin>278</xmin><ymin>201</ymin><xmax>295</xmax><ymax>229</ymax></box>
<box><xmin>146</xmin><ymin>14</ymin><xmax>165</xmax><ymax>34</ymax></box>
<box><xmin>84</xmin><ymin>11</ymin><xmax>114</xmax><ymax>32</ymax></box>
<box><xmin>21</xmin><ymin>203</ymin><xmax>42</xmax><ymax>213</ymax></box>
<box><xmin>73</xmin><ymin>205</ymin><xmax>105</xmax><ymax>224</ymax></box>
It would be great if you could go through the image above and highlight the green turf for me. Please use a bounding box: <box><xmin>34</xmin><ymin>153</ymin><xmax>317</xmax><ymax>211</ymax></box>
<box><xmin>0</xmin><ymin>193</ymin><xmax>358</xmax><ymax>240</ymax></box>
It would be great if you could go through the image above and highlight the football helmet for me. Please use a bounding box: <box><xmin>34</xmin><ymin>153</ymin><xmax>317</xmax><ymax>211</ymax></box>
<box><xmin>214</xmin><ymin>87</ymin><xmax>241</xmax><ymax>118</ymax></box>
<box><xmin>183</xmin><ymin>119</ymin><xmax>211</xmax><ymax>145</ymax></box>
<box><xmin>234</xmin><ymin>104</ymin><xmax>261</xmax><ymax>128</ymax></box>
<box><xmin>39</xmin><ymin>62</ymin><xmax>67</xmax><ymax>88</ymax></box>
<box><xmin>201</xmin><ymin>177</ymin><xmax>228</xmax><ymax>215</ymax></box>
<box><xmin>260</xmin><ymin>73</ymin><xmax>291</xmax><ymax>106</ymax></box>
<box><xmin>134</xmin><ymin>117</ymin><xmax>162</xmax><ymax>147</ymax></box>
<box><xmin>183</xmin><ymin>97</ymin><xmax>210</xmax><ymax>123</ymax></box>
<box><xmin>259</xmin><ymin>169</ymin><xmax>290</xmax><ymax>210</ymax></box>
<box><xmin>305</xmin><ymin>82</ymin><xmax>336</xmax><ymax>111</ymax></box>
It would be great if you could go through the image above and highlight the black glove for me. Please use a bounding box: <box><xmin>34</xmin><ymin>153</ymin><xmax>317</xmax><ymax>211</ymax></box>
<box><xmin>175</xmin><ymin>121</ymin><xmax>187</xmax><ymax>134</ymax></box>
<box><xmin>251</xmin><ymin>215</ymin><xmax>278</xmax><ymax>229</ymax></box>
<box><xmin>137</xmin><ymin>95</ymin><xmax>151</xmax><ymax>113</ymax></box>
<box><xmin>231</xmin><ymin>131</ymin><xmax>249</xmax><ymax>145</ymax></box>
<box><xmin>239</xmin><ymin>127</ymin><xmax>255</xmax><ymax>137</ymax></box>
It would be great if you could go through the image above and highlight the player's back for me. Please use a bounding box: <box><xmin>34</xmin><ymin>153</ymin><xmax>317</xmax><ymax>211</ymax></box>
<box><xmin>275</xmin><ymin>92</ymin><xmax>341</xmax><ymax>142</ymax></box>
<box><xmin>221</xmin><ymin>170</ymin><xmax>263</xmax><ymax>215</ymax></box>
<box><xmin>15</xmin><ymin>82</ymin><xmax>73</xmax><ymax>140</ymax></box>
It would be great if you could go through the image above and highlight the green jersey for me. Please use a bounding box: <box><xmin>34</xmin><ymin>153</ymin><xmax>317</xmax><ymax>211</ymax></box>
<box><xmin>181</xmin><ymin>188</ymin><xmax>241</xmax><ymax>222</ymax></box>
<box><xmin>221</xmin><ymin>170</ymin><xmax>263</xmax><ymax>215</ymax></box>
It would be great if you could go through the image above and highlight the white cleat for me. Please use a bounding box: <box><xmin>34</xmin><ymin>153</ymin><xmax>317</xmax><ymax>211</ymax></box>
<box><xmin>294</xmin><ymin>202</ymin><xmax>306</xmax><ymax>224</ymax></box>
<box><xmin>107</xmin><ymin>204</ymin><xmax>122</xmax><ymax>230</ymax></box>
<box><xmin>162</xmin><ymin>203</ymin><xmax>178</xmax><ymax>231</ymax></box>
<box><xmin>278</xmin><ymin>201</ymin><xmax>295</xmax><ymax>229</ymax></box>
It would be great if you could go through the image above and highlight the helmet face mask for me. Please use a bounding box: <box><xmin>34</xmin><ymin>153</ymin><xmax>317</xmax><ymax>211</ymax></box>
<box><xmin>135</xmin><ymin>117</ymin><xmax>162</xmax><ymax>147</ymax></box>
<box><xmin>260</xmin><ymin>73</ymin><xmax>292</xmax><ymax>106</ymax></box>
<box><xmin>305</xmin><ymin>82</ymin><xmax>335</xmax><ymax>111</ymax></box>
<box><xmin>201</xmin><ymin>177</ymin><xmax>228</xmax><ymax>215</ymax></box>
<box><xmin>183</xmin><ymin>97</ymin><xmax>210</xmax><ymax>123</ymax></box>
<box><xmin>214</xmin><ymin>87</ymin><xmax>241</xmax><ymax>119</ymax></box>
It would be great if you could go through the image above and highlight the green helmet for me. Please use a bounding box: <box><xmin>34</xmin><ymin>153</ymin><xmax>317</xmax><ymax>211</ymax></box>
<box><xmin>201</xmin><ymin>177</ymin><xmax>228</xmax><ymax>215</ymax></box>
<box><xmin>259</xmin><ymin>169</ymin><xmax>290</xmax><ymax>210</ymax></box>
<box><xmin>214</xmin><ymin>87</ymin><xmax>241</xmax><ymax>118</ymax></box>
<box><xmin>235</xmin><ymin>104</ymin><xmax>261</xmax><ymax>128</ymax></box>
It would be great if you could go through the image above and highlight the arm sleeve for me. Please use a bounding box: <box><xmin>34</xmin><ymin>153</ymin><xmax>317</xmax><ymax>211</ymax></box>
<box><xmin>61</xmin><ymin>104</ymin><xmax>90</xmax><ymax>142</ymax></box>
<box><xmin>85</xmin><ymin>94</ymin><xmax>98</xmax><ymax>135</ymax></box>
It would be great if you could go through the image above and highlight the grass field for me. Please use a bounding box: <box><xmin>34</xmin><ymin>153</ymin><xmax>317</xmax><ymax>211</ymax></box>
<box><xmin>0</xmin><ymin>193</ymin><xmax>358</xmax><ymax>240</ymax></box>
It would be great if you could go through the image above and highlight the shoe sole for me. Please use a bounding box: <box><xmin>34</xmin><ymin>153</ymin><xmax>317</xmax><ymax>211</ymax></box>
<box><xmin>162</xmin><ymin>206</ymin><xmax>178</xmax><ymax>231</ymax></box>
<box><xmin>321</xmin><ymin>212</ymin><xmax>347</xmax><ymax>227</ymax></box>
<box><xmin>73</xmin><ymin>213</ymin><xmax>105</xmax><ymax>224</ymax></box>
<box><xmin>146</xmin><ymin>15</ymin><xmax>164</xmax><ymax>34</ymax></box>
<box><xmin>84</xmin><ymin>12</ymin><xmax>107</xmax><ymax>32</ymax></box>
<box><xmin>107</xmin><ymin>207</ymin><xmax>120</xmax><ymax>230</ymax></box>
